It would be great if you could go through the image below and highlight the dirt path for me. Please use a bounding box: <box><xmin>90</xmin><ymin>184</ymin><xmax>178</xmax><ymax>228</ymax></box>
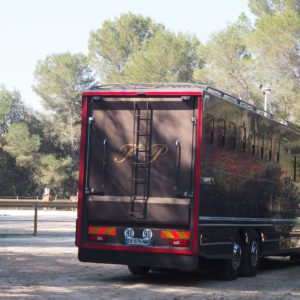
<box><xmin>0</xmin><ymin>235</ymin><xmax>300</xmax><ymax>300</ymax></box>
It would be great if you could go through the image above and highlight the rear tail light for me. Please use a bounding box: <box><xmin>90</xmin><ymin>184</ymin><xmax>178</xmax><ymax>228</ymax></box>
<box><xmin>88</xmin><ymin>226</ymin><xmax>116</xmax><ymax>242</ymax></box>
<box><xmin>161</xmin><ymin>230</ymin><xmax>190</xmax><ymax>247</ymax></box>
<box><xmin>169</xmin><ymin>239</ymin><xmax>189</xmax><ymax>247</ymax></box>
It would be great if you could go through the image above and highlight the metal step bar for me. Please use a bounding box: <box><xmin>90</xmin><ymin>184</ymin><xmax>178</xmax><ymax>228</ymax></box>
<box><xmin>130</xmin><ymin>102</ymin><xmax>153</xmax><ymax>219</ymax></box>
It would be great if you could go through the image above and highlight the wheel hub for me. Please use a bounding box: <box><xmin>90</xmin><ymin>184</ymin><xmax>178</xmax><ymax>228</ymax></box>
<box><xmin>232</xmin><ymin>242</ymin><xmax>242</xmax><ymax>270</ymax></box>
<box><xmin>250</xmin><ymin>241</ymin><xmax>259</xmax><ymax>267</ymax></box>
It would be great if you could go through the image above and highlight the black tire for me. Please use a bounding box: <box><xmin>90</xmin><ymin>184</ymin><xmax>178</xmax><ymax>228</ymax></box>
<box><xmin>240</xmin><ymin>231</ymin><xmax>261</xmax><ymax>277</ymax></box>
<box><xmin>220</xmin><ymin>235</ymin><xmax>242</xmax><ymax>280</ymax></box>
<box><xmin>128</xmin><ymin>265</ymin><xmax>150</xmax><ymax>275</ymax></box>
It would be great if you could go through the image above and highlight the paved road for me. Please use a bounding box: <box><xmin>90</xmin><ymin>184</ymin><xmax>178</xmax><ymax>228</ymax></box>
<box><xmin>0</xmin><ymin>211</ymin><xmax>300</xmax><ymax>299</ymax></box>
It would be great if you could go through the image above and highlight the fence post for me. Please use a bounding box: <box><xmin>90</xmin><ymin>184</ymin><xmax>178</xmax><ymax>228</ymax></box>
<box><xmin>34</xmin><ymin>203</ymin><xmax>38</xmax><ymax>236</ymax></box>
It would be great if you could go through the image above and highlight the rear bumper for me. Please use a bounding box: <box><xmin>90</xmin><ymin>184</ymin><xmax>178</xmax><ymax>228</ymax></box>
<box><xmin>78</xmin><ymin>248</ymin><xmax>198</xmax><ymax>270</ymax></box>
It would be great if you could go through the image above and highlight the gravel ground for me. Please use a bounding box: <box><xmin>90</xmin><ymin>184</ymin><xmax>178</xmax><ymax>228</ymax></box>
<box><xmin>0</xmin><ymin>210</ymin><xmax>300</xmax><ymax>300</ymax></box>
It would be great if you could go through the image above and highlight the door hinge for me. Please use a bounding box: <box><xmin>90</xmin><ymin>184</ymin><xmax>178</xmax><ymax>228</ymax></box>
<box><xmin>191</xmin><ymin>117</ymin><xmax>197</xmax><ymax>125</ymax></box>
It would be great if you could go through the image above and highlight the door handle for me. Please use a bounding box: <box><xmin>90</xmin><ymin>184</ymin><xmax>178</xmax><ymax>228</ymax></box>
<box><xmin>102</xmin><ymin>138</ymin><xmax>108</xmax><ymax>189</ymax></box>
<box><xmin>175</xmin><ymin>139</ymin><xmax>181</xmax><ymax>193</ymax></box>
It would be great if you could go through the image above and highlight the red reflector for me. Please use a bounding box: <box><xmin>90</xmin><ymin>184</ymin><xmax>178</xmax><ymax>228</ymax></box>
<box><xmin>89</xmin><ymin>235</ymin><xmax>108</xmax><ymax>242</ymax></box>
<box><xmin>169</xmin><ymin>239</ymin><xmax>189</xmax><ymax>247</ymax></box>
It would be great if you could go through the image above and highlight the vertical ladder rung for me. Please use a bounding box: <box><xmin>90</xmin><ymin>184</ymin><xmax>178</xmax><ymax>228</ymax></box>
<box><xmin>131</xmin><ymin>103</ymin><xmax>152</xmax><ymax>219</ymax></box>
<box><xmin>135</xmin><ymin>131</ymin><xmax>150</xmax><ymax>134</ymax></box>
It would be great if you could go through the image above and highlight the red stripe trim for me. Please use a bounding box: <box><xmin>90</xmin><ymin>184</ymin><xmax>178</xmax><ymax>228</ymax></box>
<box><xmin>192</xmin><ymin>95</ymin><xmax>203</xmax><ymax>254</ymax></box>
<box><xmin>83</xmin><ymin>91</ymin><xmax>138</xmax><ymax>96</ymax></box>
<box><xmin>81</xmin><ymin>243</ymin><xmax>194</xmax><ymax>255</ymax></box>
<box><xmin>145</xmin><ymin>91</ymin><xmax>202</xmax><ymax>96</ymax></box>
<box><xmin>161</xmin><ymin>231</ymin><xmax>168</xmax><ymax>238</ymax></box>
<box><xmin>107</xmin><ymin>228</ymin><xmax>117</xmax><ymax>235</ymax></box>
<box><xmin>82</xmin><ymin>91</ymin><xmax>202</xmax><ymax>97</ymax></box>
<box><xmin>75</xmin><ymin>96</ymin><xmax>87</xmax><ymax>247</ymax></box>
<box><xmin>161</xmin><ymin>230</ymin><xmax>190</xmax><ymax>239</ymax></box>
<box><xmin>171</xmin><ymin>231</ymin><xmax>181</xmax><ymax>239</ymax></box>
<box><xmin>183</xmin><ymin>231</ymin><xmax>190</xmax><ymax>239</ymax></box>
<box><xmin>98</xmin><ymin>228</ymin><xmax>107</xmax><ymax>235</ymax></box>
<box><xmin>88</xmin><ymin>227</ymin><xmax>117</xmax><ymax>236</ymax></box>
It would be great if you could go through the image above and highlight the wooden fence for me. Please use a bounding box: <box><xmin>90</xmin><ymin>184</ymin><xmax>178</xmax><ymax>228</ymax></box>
<box><xmin>0</xmin><ymin>199</ymin><xmax>77</xmax><ymax>236</ymax></box>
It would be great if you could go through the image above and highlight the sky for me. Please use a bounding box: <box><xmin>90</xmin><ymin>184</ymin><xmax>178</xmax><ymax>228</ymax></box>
<box><xmin>0</xmin><ymin>0</ymin><xmax>254</xmax><ymax>111</ymax></box>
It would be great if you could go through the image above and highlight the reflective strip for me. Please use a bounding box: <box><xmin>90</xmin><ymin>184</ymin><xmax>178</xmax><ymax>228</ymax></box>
<box><xmin>161</xmin><ymin>230</ymin><xmax>190</xmax><ymax>240</ymax></box>
<box><xmin>88</xmin><ymin>226</ymin><xmax>116</xmax><ymax>236</ymax></box>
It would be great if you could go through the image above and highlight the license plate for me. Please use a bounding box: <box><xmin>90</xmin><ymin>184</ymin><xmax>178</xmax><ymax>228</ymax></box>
<box><xmin>125</xmin><ymin>237</ymin><xmax>152</xmax><ymax>247</ymax></box>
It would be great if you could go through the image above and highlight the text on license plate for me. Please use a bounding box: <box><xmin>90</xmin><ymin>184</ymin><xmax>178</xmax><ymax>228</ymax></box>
<box><xmin>125</xmin><ymin>237</ymin><xmax>152</xmax><ymax>246</ymax></box>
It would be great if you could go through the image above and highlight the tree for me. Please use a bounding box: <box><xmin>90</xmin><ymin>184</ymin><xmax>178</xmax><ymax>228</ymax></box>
<box><xmin>248</xmin><ymin>0</ymin><xmax>300</xmax><ymax>17</ymax></box>
<box><xmin>194</xmin><ymin>15</ymin><xmax>260</xmax><ymax>104</ymax></box>
<box><xmin>0</xmin><ymin>87</ymin><xmax>27</xmax><ymax>146</ymax></box>
<box><xmin>123</xmin><ymin>30</ymin><xmax>203</xmax><ymax>82</ymax></box>
<box><xmin>0</xmin><ymin>151</ymin><xmax>38</xmax><ymax>196</ymax></box>
<box><xmin>88</xmin><ymin>13</ymin><xmax>164</xmax><ymax>82</ymax></box>
<box><xmin>40</xmin><ymin>154</ymin><xmax>77</xmax><ymax>197</ymax></box>
<box><xmin>33</xmin><ymin>52</ymin><xmax>95</xmax><ymax>158</ymax></box>
<box><xmin>89</xmin><ymin>13</ymin><xmax>205</xmax><ymax>84</ymax></box>
<box><xmin>1</xmin><ymin>122</ymin><xmax>41</xmax><ymax>196</ymax></box>
<box><xmin>4</xmin><ymin>123</ymin><xmax>40</xmax><ymax>168</ymax></box>
<box><xmin>0</xmin><ymin>87</ymin><xmax>45</xmax><ymax>196</ymax></box>
<box><xmin>248</xmin><ymin>1</ymin><xmax>300</xmax><ymax>120</ymax></box>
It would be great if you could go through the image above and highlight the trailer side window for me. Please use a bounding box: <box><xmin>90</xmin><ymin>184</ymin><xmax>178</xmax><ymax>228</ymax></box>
<box><xmin>294</xmin><ymin>156</ymin><xmax>300</xmax><ymax>182</ymax></box>
<box><xmin>281</xmin><ymin>141</ymin><xmax>292</xmax><ymax>177</ymax></box>
<box><xmin>286</xmin><ymin>148</ymin><xmax>293</xmax><ymax>178</ymax></box>
<box><xmin>294</xmin><ymin>156</ymin><xmax>297</xmax><ymax>181</ymax></box>
<box><xmin>217</xmin><ymin>119</ymin><xmax>226</xmax><ymax>147</ymax></box>
<box><xmin>205</xmin><ymin>114</ymin><xmax>214</xmax><ymax>144</ymax></box>
<box><xmin>256</xmin><ymin>133</ymin><xmax>264</xmax><ymax>160</ymax></box>
<box><xmin>238</xmin><ymin>125</ymin><xmax>246</xmax><ymax>153</ymax></box>
<box><xmin>228</xmin><ymin>122</ymin><xmax>236</xmax><ymax>150</ymax></box>
<box><xmin>265</xmin><ymin>136</ymin><xmax>272</xmax><ymax>161</ymax></box>
<box><xmin>274</xmin><ymin>138</ymin><xmax>280</xmax><ymax>163</ymax></box>
<box><xmin>248</xmin><ymin>130</ymin><xmax>255</xmax><ymax>156</ymax></box>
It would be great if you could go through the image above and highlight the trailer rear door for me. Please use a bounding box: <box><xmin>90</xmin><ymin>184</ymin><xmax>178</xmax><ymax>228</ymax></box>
<box><xmin>83</xmin><ymin>95</ymin><xmax>197</xmax><ymax>249</ymax></box>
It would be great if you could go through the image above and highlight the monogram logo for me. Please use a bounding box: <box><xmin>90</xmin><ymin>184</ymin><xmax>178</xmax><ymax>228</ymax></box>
<box><xmin>114</xmin><ymin>144</ymin><xmax>168</xmax><ymax>163</ymax></box>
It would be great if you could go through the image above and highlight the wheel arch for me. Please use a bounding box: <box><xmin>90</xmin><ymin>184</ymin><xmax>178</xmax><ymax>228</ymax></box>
<box><xmin>237</xmin><ymin>228</ymin><xmax>247</xmax><ymax>246</ymax></box>
<box><xmin>253</xmin><ymin>228</ymin><xmax>263</xmax><ymax>252</ymax></box>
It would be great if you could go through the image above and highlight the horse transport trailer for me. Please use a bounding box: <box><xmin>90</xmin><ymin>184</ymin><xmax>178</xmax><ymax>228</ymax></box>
<box><xmin>76</xmin><ymin>83</ymin><xmax>300</xmax><ymax>280</ymax></box>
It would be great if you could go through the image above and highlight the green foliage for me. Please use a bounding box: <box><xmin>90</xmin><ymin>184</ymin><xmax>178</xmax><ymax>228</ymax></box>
<box><xmin>4</xmin><ymin>123</ymin><xmax>40</xmax><ymax>167</ymax></box>
<box><xmin>248</xmin><ymin>0</ymin><xmax>300</xmax><ymax>17</ymax></box>
<box><xmin>89</xmin><ymin>13</ymin><xmax>204</xmax><ymax>83</ymax></box>
<box><xmin>33</xmin><ymin>52</ymin><xmax>94</xmax><ymax>112</ymax></box>
<box><xmin>195</xmin><ymin>4</ymin><xmax>300</xmax><ymax>120</ymax></box>
<box><xmin>40</xmin><ymin>154</ymin><xmax>77</xmax><ymax>197</ymax></box>
<box><xmin>195</xmin><ymin>14</ymin><xmax>260</xmax><ymax>104</ymax></box>
<box><xmin>0</xmin><ymin>150</ymin><xmax>38</xmax><ymax>196</ymax></box>
<box><xmin>123</xmin><ymin>30</ymin><xmax>203</xmax><ymax>82</ymax></box>
<box><xmin>32</xmin><ymin>52</ymin><xmax>92</xmax><ymax>196</ymax></box>
<box><xmin>248</xmin><ymin>4</ymin><xmax>300</xmax><ymax>120</ymax></box>
<box><xmin>33</xmin><ymin>52</ymin><xmax>95</xmax><ymax>157</ymax></box>
<box><xmin>0</xmin><ymin>87</ymin><xmax>27</xmax><ymax>146</ymax></box>
<box><xmin>88</xmin><ymin>13</ymin><xmax>164</xmax><ymax>82</ymax></box>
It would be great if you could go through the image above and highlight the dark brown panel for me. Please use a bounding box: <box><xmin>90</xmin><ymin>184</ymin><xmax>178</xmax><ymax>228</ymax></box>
<box><xmin>88</xmin><ymin>196</ymin><xmax>190</xmax><ymax>226</ymax></box>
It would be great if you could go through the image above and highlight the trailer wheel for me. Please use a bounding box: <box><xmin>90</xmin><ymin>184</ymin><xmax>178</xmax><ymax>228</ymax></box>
<box><xmin>128</xmin><ymin>265</ymin><xmax>150</xmax><ymax>275</ymax></box>
<box><xmin>220</xmin><ymin>236</ymin><xmax>242</xmax><ymax>280</ymax></box>
<box><xmin>240</xmin><ymin>231</ymin><xmax>261</xmax><ymax>277</ymax></box>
